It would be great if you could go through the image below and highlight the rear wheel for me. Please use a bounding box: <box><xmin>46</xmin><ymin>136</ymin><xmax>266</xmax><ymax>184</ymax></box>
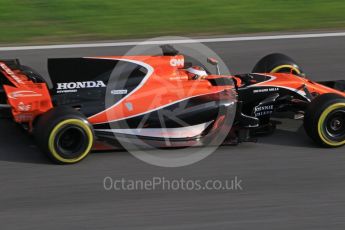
<box><xmin>252</xmin><ymin>53</ymin><xmax>304</xmax><ymax>76</ymax></box>
<box><xmin>304</xmin><ymin>93</ymin><xmax>345</xmax><ymax>147</ymax></box>
<box><xmin>34</xmin><ymin>106</ymin><xmax>94</xmax><ymax>164</ymax></box>
<box><xmin>20</xmin><ymin>65</ymin><xmax>46</xmax><ymax>83</ymax></box>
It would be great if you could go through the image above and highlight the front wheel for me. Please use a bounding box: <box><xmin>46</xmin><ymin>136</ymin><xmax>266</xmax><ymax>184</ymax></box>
<box><xmin>34</xmin><ymin>106</ymin><xmax>94</xmax><ymax>164</ymax></box>
<box><xmin>304</xmin><ymin>93</ymin><xmax>345</xmax><ymax>147</ymax></box>
<box><xmin>252</xmin><ymin>53</ymin><xmax>304</xmax><ymax>77</ymax></box>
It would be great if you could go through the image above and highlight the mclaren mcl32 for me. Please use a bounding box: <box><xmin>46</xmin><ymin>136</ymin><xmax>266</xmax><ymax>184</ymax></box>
<box><xmin>0</xmin><ymin>45</ymin><xmax>344</xmax><ymax>164</ymax></box>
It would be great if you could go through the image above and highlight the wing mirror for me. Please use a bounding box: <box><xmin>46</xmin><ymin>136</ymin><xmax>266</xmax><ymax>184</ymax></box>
<box><xmin>207</xmin><ymin>57</ymin><xmax>220</xmax><ymax>75</ymax></box>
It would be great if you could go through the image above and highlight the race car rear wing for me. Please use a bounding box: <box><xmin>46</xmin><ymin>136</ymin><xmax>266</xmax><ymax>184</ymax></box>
<box><xmin>0</xmin><ymin>59</ymin><xmax>28</xmax><ymax>88</ymax></box>
<box><xmin>0</xmin><ymin>59</ymin><xmax>21</xmax><ymax>105</ymax></box>
<box><xmin>0</xmin><ymin>59</ymin><xmax>21</xmax><ymax>69</ymax></box>
<box><xmin>0</xmin><ymin>60</ymin><xmax>53</xmax><ymax>124</ymax></box>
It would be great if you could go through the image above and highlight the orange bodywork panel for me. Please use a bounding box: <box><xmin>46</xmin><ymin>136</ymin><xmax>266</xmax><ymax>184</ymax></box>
<box><xmin>0</xmin><ymin>62</ymin><xmax>53</xmax><ymax>125</ymax></box>
<box><xmin>254</xmin><ymin>73</ymin><xmax>345</xmax><ymax>98</ymax></box>
<box><xmin>87</xmin><ymin>55</ymin><xmax>234</xmax><ymax>124</ymax></box>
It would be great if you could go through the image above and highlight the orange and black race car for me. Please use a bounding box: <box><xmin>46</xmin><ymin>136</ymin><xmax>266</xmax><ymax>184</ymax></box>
<box><xmin>0</xmin><ymin>45</ymin><xmax>345</xmax><ymax>164</ymax></box>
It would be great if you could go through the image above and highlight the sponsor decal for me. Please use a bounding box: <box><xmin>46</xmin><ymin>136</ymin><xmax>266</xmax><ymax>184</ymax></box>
<box><xmin>170</xmin><ymin>58</ymin><xmax>184</xmax><ymax>67</ymax></box>
<box><xmin>15</xmin><ymin>114</ymin><xmax>34</xmax><ymax>122</ymax></box>
<box><xmin>254</xmin><ymin>104</ymin><xmax>274</xmax><ymax>117</ymax></box>
<box><xmin>56</xmin><ymin>81</ymin><xmax>106</xmax><ymax>93</ymax></box>
<box><xmin>0</xmin><ymin>63</ymin><xmax>23</xmax><ymax>84</ymax></box>
<box><xmin>8</xmin><ymin>90</ymin><xmax>42</xmax><ymax>99</ymax></box>
<box><xmin>110</xmin><ymin>89</ymin><xmax>128</xmax><ymax>95</ymax></box>
<box><xmin>253</xmin><ymin>87</ymin><xmax>279</xmax><ymax>94</ymax></box>
<box><xmin>125</xmin><ymin>102</ymin><xmax>133</xmax><ymax>111</ymax></box>
<box><xmin>17</xmin><ymin>102</ymin><xmax>31</xmax><ymax>112</ymax></box>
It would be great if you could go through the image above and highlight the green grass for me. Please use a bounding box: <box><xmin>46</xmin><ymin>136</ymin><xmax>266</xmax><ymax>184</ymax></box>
<box><xmin>0</xmin><ymin>0</ymin><xmax>345</xmax><ymax>44</ymax></box>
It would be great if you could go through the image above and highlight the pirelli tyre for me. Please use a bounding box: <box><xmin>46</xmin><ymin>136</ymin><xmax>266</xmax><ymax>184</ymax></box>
<box><xmin>252</xmin><ymin>53</ymin><xmax>304</xmax><ymax>77</ymax></box>
<box><xmin>20</xmin><ymin>65</ymin><xmax>46</xmax><ymax>83</ymax></box>
<box><xmin>34</xmin><ymin>106</ymin><xmax>94</xmax><ymax>164</ymax></box>
<box><xmin>304</xmin><ymin>93</ymin><xmax>345</xmax><ymax>147</ymax></box>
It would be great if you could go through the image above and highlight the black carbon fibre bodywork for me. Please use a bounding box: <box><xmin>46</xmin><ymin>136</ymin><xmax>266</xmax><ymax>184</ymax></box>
<box><xmin>95</xmin><ymin>95</ymin><xmax>236</xmax><ymax>148</ymax></box>
<box><xmin>46</xmin><ymin>58</ymin><xmax>238</xmax><ymax>148</ymax></box>
<box><xmin>235</xmin><ymin>74</ymin><xmax>310</xmax><ymax>125</ymax></box>
<box><xmin>49</xmin><ymin>58</ymin><xmax>147</xmax><ymax>117</ymax></box>
<box><xmin>93</xmin><ymin>92</ymin><xmax>231</xmax><ymax>130</ymax></box>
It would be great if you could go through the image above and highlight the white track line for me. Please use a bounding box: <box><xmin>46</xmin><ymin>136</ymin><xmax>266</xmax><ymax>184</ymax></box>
<box><xmin>1</xmin><ymin>32</ymin><xmax>345</xmax><ymax>51</ymax></box>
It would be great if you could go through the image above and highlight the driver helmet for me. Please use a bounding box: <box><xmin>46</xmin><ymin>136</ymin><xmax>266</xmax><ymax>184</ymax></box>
<box><xmin>186</xmin><ymin>66</ymin><xmax>208</xmax><ymax>80</ymax></box>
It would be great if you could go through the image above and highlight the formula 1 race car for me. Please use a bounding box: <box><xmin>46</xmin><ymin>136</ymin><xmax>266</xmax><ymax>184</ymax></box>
<box><xmin>0</xmin><ymin>45</ymin><xmax>345</xmax><ymax>164</ymax></box>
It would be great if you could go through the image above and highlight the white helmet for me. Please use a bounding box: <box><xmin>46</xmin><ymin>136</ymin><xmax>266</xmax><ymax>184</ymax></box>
<box><xmin>186</xmin><ymin>66</ymin><xmax>207</xmax><ymax>80</ymax></box>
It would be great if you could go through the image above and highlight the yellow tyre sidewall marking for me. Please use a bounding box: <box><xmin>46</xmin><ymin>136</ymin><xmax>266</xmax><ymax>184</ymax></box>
<box><xmin>48</xmin><ymin>119</ymin><xmax>93</xmax><ymax>163</ymax></box>
<box><xmin>271</xmin><ymin>65</ymin><xmax>301</xmax><ymax>75</ymax></box>
<box><xmin>318</xmin><ymin>103</ymin><xmax>345</xmax><ymax>147</ymax></box>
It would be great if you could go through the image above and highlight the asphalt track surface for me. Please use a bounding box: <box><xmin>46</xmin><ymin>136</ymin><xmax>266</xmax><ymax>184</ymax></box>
<box><xmin>1</xmin><ymin>34</ymin><xmax>345</xmax><ymax>230</ymax></box>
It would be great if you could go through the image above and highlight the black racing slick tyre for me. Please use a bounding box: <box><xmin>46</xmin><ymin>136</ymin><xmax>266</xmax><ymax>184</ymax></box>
<box><xmin>33</xmin><ymin>106</ymin><xmax>94</xmax><ymax>164</ymax></box>
<box><xmin>252</xmin><ymin>53</ymin><xmax>304</xmax><ymax>77</ymax></box>
<box><xmin>304</xmin><ymin>93</ymin><xmax>345</xmax><ymax>147</ymax></box>
<box><xmin>20</xmin><ymin>65</ymin><xmax>46</xmax><ymax>83</ymax></box>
